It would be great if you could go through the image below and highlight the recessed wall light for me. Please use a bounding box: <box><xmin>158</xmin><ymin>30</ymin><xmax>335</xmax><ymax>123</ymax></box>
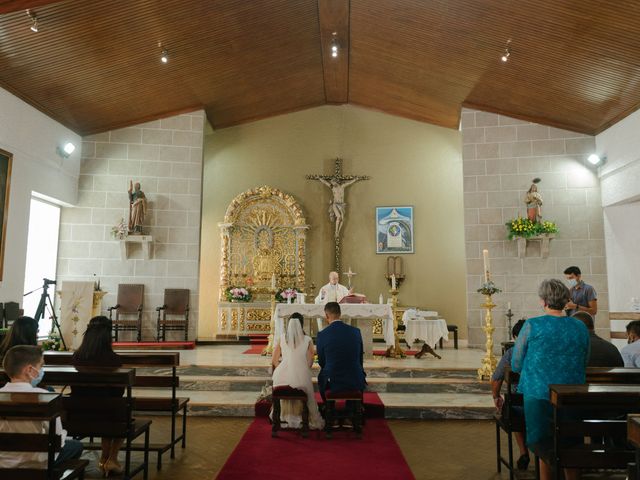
<box><xmin>330</xmin><ymin>32</ymin><xmax>339</xmax><ymax>58</ymax></box>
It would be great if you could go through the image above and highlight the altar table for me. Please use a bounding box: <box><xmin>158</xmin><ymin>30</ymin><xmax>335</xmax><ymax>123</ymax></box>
<box><xmin>274</xmin><ymin>303</ymin><xmax>395</xmax><ymax>357</ymax></box>
<box><xmin>402</xmin><ymin>309</ymin><xmax>449</xmax><ymax>348</ymax></box>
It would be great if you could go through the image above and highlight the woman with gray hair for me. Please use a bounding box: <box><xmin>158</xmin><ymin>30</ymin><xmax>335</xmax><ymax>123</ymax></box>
<box><xmin>512</xmin><ymin>279</ymin><xmax>590</xmax><ymax>480</ymax></box>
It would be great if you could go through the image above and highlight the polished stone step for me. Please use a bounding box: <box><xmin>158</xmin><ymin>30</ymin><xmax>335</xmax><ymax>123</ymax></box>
<box><xmin>175</xmin><ymin>375</ymin><xmax>490</xmax><ymax>394</ymax></box>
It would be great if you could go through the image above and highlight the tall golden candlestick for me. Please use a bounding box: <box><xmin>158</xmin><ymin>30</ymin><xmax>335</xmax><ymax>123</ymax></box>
<box><xmin>477</xmin><ymin>294</ymin><xmax>498</xmax><ymax>380</ymax></box>
<box><xmin>262</xmin><ymin>286</ymin><xmax>278</xmax><ymax>356</ymax></box>
<box><xmin>387</xmin><ymin>288</ymin><xmax>406</xmax><ymax>359</ymax></box>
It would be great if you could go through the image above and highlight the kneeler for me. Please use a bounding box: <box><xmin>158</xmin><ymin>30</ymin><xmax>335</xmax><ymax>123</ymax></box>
<box><xmin>324</xmin><ymin>390</ymin><xmax>364</xmax><ymax>439</ymax></box>
<box><xmin>271</xmin><ymin>386</ymin><xmax>309</xmax><ymax>438</ymax></box>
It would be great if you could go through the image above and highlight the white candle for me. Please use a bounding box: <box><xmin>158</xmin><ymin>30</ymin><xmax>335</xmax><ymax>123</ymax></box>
<box><xmin>507</xmin><ymin>302</ymin><xmax>511</xmax><ymax>311</ymax></box>
<box><xmin>482</xmin><ymin>249</ymin><xmax>490</xmax><ymax>282</ymax></box>
<box><xmin>271</xmin><ymin>273</ymin><xmax>276</xmax><ymax>290</ymax></box>
<box><xmin>391</xmin><ymin>274</ymin><xmax>397</xmax><ymax>290</ymax></box>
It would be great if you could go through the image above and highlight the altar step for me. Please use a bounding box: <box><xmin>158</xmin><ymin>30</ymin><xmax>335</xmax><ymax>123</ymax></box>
<box><xmin>176</xmin><ymin>375</ymin><xmax>491</xmax><ymax>394</ymax></box>
<box><xmin>247</xmin><ymin>334</ymin><xmax>268</xmax><ymax>346</ymax></box>
<box><xmin>150</xmin><ymin>390</ymin><xmax>493</xmax><ymax>420</ymax></box>
<box><xmin>136</xmin><ymin>365</ymin><xmax>494</xmax><ymax>420</ymax></box>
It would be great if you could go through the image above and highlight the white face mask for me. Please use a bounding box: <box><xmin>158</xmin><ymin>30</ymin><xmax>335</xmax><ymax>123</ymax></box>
<box><xmin>567</xmin><ymin>279</ymin><xmax>578</xmax><ymax>288</ymax></box>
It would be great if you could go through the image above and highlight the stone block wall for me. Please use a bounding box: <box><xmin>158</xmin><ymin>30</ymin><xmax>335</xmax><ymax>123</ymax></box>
<box><xmin>56</xmin><ymin>111</ymin><xmax>204</xmax><ymax>341</ymax></box>
<box><xmin>462</xmin><ymin>108</ymin><xmax>608</xmax><ymax>347</ymax></box>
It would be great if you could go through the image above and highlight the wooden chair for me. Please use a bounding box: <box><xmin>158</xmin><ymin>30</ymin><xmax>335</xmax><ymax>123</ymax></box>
<box><xmin>44</xmin><ymin>352</ymin><xmax>190</xmax><ymax>471</ymax></box>
<box><xmin>0</xmin><ymin>392</ymin><xmax>89</xmax><ymax>480</ymax></box>
<box><xmin>271</xmin><ymin>386</ymin><xmax>309</xmax><ymax>438</ymax></box>
<box><xmin>495</xmin><ymin>369</ymin><xmax>524</xmax><ymax>480</ymax></box>
<box><xmin>438</xmin><ymin>324</ymin><xmax>458</xmax><ymax>349</ymax></box>
<box><xmin>109</xmin><ymin>284</ymin><xmax>144</xmax><ymax>342</ymax></box>
<box><xmin>323</xmin><ymin>390</ymin><xmax>364</xmax><ymax>439</ymax></box>
<box><xmin>532</xmin><ymin>384</ymin><xmax>640</xmax><ymax>480</ymax></box>
<box><xmin>156</xmin><ymin>289</ymin><xmax>190</xmax><ymax>342</ymax></box>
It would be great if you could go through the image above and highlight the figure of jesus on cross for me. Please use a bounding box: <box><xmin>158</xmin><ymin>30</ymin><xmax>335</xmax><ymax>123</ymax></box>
<box><xmin>307</xmin><ymin>158</ymin><xmax>370</xmax><ymax>239</ymax></box>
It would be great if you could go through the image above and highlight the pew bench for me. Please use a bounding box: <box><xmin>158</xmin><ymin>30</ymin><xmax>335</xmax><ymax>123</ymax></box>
<box><xmin>628</xmin><ymin>414</ymin><xmax>640</xmax><ymax>480</ymax></box>
<box><xmin>531</xmin><ymin>384</ymin><xmax>640</xmax><ymax>480</ymax></box>
<box><xmin>2</xmin><ymin>367</ymin><xmax>152</xmax><ymax>480</ymax></box>
<box><xmin>0</xmin><ymin>392</ymin><xmax>89</xmax><ymax>480</ymax></box>
<box><xmin>496</xmin><ymin>367</ymin><xmax>640</xmax><ymax>479</ymax></box>
<box><xmin>44</xmin><ymin>351</ymin><xmax>189</xmax><ymax>470</ymax></box>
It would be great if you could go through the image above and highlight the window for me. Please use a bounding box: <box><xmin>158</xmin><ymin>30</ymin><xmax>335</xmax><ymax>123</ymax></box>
<box><xmin>23</xmin><ymin>196</ymin><xmax>61</xmax><ymax>338</ymax></box>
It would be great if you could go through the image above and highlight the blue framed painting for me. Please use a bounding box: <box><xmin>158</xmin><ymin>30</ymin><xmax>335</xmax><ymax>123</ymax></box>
<box><xmin>376</xmin><ymin>206</ymin><xmax>414</xmax><ymax>254</ymax></box>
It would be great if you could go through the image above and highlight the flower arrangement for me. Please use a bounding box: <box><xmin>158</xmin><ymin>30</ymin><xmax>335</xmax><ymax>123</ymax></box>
<box><xmin>226</xmin><ymin>286</ymin><xmax>252</xmax><ymax>302</ymax></box>
<box><xmin>505</xmin><ymin>217</ymin><xmax>558</xmax><ymax>240</ymax></box>
<box><xmin>111</xmin><ymin>218</ymin><xmax>128</xmax><ymax>240</ymax></box>
<box><xmin>41</xmin><ymin>332</ymin><xmax>64</xmax><ymax>351</ymax></box>
<box><xmin>276</xmin><ymin>287</ymin><xmax>298</xmax><ymax>303</ymax></box>
<box><xmin>477</xmin><ymin>280</ymin><xmax>502</xmax><ymax>296</ymax></box>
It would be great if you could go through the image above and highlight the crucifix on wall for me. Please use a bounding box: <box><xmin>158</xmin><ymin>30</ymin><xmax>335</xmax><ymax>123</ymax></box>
<box><xmin>306</xmin><ymin>158</ymin><xmax>370</xmax><ymax>271</ymax></box>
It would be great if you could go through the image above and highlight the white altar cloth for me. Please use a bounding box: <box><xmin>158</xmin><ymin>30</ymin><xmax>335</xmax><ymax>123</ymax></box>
<box><xmin>274</xmin><ymin>303</ymin><xmax>395</xmax><ymax>356</ymax></box>
<box><xmin>402</xmin><ymin>309</ymin><xmax>449</xmax><ymax>347</ymax></box>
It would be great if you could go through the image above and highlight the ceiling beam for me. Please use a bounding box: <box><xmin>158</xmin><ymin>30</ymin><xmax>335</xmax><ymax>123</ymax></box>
<box><xmin>0</xmin><ymin>0</ymin><xmax>60</xmax><ymax>15</ymax></box>
<box><xmin>318</xmin><ymin>0</ymin><xmax>349</xmax><ymax>104</ymax></box>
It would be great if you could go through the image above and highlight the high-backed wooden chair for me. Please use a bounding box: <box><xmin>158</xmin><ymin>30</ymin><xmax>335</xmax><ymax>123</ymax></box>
<box><xmin>156</xmin><ymin>289</ymin><xmax>190</xmax><ymax>342</ymax></box>
<box><xmin>108</xmin><ymin>284</ymin><xmax>144</xmax><ymax>342</ymax></box>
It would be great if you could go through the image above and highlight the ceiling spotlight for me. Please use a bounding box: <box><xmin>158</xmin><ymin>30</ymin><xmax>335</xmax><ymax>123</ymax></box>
<box><xmin>587</xmin><ymin>153</ymin><xmax>605</xmax><ymax>165</ymax></box>
<box><xmin>160</xmin><ymin>49</ymin><xmax>169</xmax><ymax>64</ymax></box>
<box><xmin>501</xmin><ymin>40</ymin><xmax>511</xmax><ymax>62</ymax></box>
<box><xmin>26</xmin><ymin>9</ymin><xmax>38</xmax><ymax>32</ymax></box>
<box><xmin>330</xmin><ymin>32</ymin><xmax>339</xmax><ymax>58</ymax></box>
<box><xmin>56</xmin><ymin>142</ymin><xmax>76</xmax><ymax>158</ymax></box>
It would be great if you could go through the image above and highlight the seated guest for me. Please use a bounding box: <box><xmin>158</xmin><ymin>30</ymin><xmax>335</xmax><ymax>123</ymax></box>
<box><xmin>72</xmin><ymin>316</ymin><xmax>124</xmax><ymax>476</ymax></box>
<box><xmin>621</xmin><ymin>320</ymin><xmax>640</xmax><ymax>367</ymax></box>
<box><xmin>491</xmin><ymin>319</ymin><xmax>528</xmax><ymax>470</ymax></box>
<box><xmin>316</xmin><ymin>302</ymin><xmax>366</xmax><ymax>401</ymax></box>
<box><xmin>0</xmin><ymin>316</ymin><xmax>39</xmax><ymax>361</ymax></box>
<box><xmin>572</xmin><ymin>311</ymin><xmax>623</xmax><ymax>367</ymax></box>
<box><xmin>271</xmin><ymin>313</ymin><xmax>324</xmax><ymax>430</ymax></box>
<box><xmin>512</xmin><ymin>279</ymin><xmax>590</xmax><ymax>480</ymax></box>
<box><xmin>0</xmin><ymin>345</ymin><xmax>83</xmax><ymax>469</ymax></box>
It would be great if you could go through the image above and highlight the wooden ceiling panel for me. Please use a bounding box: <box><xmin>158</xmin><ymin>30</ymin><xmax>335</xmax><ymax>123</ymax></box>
<box><xmin>0</xmin><ymin>0</ymin><xmax>325</xmax><ymax>134</ymax></box>
<box><xmin>1</xmin><ymin>0</ymin><xmax>640</xmax><ymax>135</ymax></box>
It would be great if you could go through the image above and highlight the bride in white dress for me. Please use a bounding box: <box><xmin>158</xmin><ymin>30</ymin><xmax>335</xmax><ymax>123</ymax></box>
<box><xmin>271</xmin><ymin>314</ymin><xmax>324</xmax><ymax>430</ymax></box>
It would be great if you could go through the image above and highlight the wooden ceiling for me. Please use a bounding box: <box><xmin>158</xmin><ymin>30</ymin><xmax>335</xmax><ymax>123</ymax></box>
<box><xmin>1</xmin><ymin>0</ymin><xmax>639</xmax><ymax>135</ymax></box>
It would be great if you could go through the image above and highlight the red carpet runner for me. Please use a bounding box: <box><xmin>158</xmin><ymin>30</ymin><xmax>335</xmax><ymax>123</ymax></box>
<box><xmin>216</xmin><ymin>418</ymin><xmax>414</xmax><ymax>479</ymax></box>
<box><xmin>219</xmin><ymin>392</ymin><xmax>414</xmax><ymax>479</ymax></box>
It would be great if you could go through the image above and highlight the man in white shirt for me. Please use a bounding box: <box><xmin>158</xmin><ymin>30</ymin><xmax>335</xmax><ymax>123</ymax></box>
<box><xmin>314</xmin><ymin>272</ymin><xmax>353</xmax><ymax>333</ymax></box>
<box><xmin>0</xmin><ymin>345</ymin><xmax>83</xmax><ymax>469</ymax></box>
<box><xmin>622</xmin><ymin>320</ymin><xmax>640</xmax><ymax>368</ymax></box>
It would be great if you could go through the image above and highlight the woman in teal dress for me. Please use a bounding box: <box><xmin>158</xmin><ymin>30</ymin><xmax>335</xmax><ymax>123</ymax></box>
<box><xmin>512</xmin><ymin>279</ymin><xmax>590</xmax><ymax>480</ymax></box>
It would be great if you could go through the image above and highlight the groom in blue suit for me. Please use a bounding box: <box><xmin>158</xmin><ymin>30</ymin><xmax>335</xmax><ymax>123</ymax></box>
<box><xmin>316</xmin><ymin>302</ymin><xmax>367</xmax><ymax>400</ymax></box>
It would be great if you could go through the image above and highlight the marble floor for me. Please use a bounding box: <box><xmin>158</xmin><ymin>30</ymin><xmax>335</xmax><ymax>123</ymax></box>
<box><xmin>132</xmin><ymin>345</ymin><xmax>495</xmax><ymax>419</ymax></box>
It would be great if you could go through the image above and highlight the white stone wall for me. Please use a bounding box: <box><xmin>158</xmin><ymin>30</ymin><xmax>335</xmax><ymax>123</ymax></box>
<box><xmin>56</xmin><ymin>111</ymin><xmax>204</xmax><ymax>341</ymax></box>
<box><xmin>461</xmin><ymin>109</ymin><xmax>608</xmax><ymax>346</ymax></box>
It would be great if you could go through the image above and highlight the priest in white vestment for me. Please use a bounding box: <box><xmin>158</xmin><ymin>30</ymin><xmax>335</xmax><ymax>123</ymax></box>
<box><xmin>314</xmin><ymin>272</ymin><xmax>352</xmax><ymax>332</ymax></box>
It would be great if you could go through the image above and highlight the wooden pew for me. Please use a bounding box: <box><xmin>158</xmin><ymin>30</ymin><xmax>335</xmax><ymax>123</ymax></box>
<box><xmin>0</xmin><ymin>392</ymin><xmax>88</xmax><ymax>480</ymax></box>
<box><xmin>44</xmin><ymin>351</ymin><xmax>189</xmax><ymax>469</ymax></box>
<box><xmin>628</xmin><ymin>414</ymin><xmax>640</xmax><ymax>480</ymax></box>
<box><xmin>532</xmin><ymin>384</ymin><xmax>640</xmax><ymax>479</ymax></box>
<box><xmin>1</xmin><ymin>367</ymin><xmax>151</xmax><ymax>480</ymax></box>
<box><xmin>496</xmin><ymin>367</ymin><xmax>640</xmax><ymax>479</ymax></box>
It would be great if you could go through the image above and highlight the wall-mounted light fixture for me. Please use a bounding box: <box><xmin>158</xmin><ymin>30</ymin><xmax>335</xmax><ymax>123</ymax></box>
<box><xmin>587</xmin><ymin>153</ymin><xmax>606</xmax><ymax>166</ymax></box>
<box><xmin>501</xmin><ymin>39</ymin><xmax>511</xmax><ymax>62</ymax></box>
<box><xmin>160</xmin><ymin>48</ymin><xmax>169</xmax><ymax>64</ymax></box>
<box><xmin>56</xmin><ymin>142</ymin><xmax>76</xmax><ymax>158</ymax></box>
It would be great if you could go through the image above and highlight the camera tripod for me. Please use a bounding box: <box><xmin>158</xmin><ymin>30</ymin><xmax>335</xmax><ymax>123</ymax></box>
<box><xmin>28</xmin><ymin>278</ymin><xmax>67</xmax><ymax>350</ymax></box>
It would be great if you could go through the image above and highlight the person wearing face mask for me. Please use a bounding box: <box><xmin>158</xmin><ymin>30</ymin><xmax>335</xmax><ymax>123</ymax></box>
<box><xmin>563</xmin><ymin>266</ymin><xmax>597</xmax><ymax>317</ymax></box>
<box><xmin>0</xmin><ymin>345</ymin><xmax>83</xmax><ymax>469</ymax></box>
<box><xmin>621</xmin><ymin>321</ymin><xmax>640</xmax><ymax>367</ymax></box>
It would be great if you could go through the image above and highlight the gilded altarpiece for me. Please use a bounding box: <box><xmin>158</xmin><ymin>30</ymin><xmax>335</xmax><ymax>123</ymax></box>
<box><xmin>218</xmin><ymin>186</ymin><xmax>308</xmax><ymax>337</ymax></box>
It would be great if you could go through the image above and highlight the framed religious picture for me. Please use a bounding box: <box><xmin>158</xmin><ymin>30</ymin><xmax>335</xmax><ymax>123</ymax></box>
<box><xmin>376</xmin><ymin>206</ymin><xmax>414</xmax><ymax>254</ymax></box>
<box><xmin>0</xmin><ymin>149</ymin><xmax>11</xmax><ymax>280</ymax></box>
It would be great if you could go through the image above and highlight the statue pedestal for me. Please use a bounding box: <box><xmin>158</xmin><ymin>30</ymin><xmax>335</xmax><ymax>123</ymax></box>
<box><xmin>515</xmin><ymin>234</ymin><xmax>555</xmax><ymax>258</ymax></box>
<box><xmin>118</xmin><ymin>235</ymin><xmax>153</xmax><ymax>260</ymax></box>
